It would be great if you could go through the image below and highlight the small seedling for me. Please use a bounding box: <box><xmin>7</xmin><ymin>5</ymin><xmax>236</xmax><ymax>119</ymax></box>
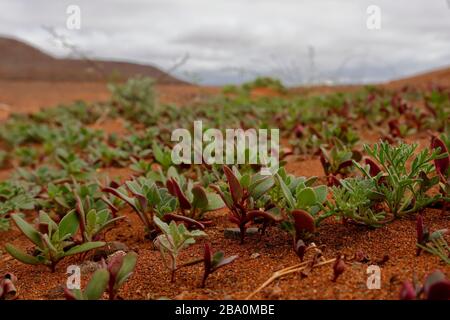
<box><xmin>332</xmin><ymin>255</ymin><xmax>346</xmax><ymax>282</ymax></box>
<box><xmin>154</xmin><ymin>217</ymin><xmax>206</xmax><ymax>282</ymax></box>
<box><xmin>103</xmin><ymin>177</ymin><xmax>177</xmax><ymax>237</ymax></box>
<box><xmin>201</xmin><ymin>243</ymin><xmax>237</xmax><ymax>288</ymax></box>
<box><xmin>400</xmin><ymin>270</ymin><xmax>450</xmax><ymax>300</ymax></box>
<box><xmin>416</xmin><ymin>215</ymin><xmax>449</xmax><ymax>264</ymax></box>
<box><xmin>102</xmin><ymin>251</ymin><xmax>138</xmax><ymax>300</ymax></box>
<box><xmin>166</xmin><ymin>177</ymin><xmax>224</xmax><ymax>220</ymax></box>
<box><xmin>320</xmin><ymin>138</ymin><xmax>361</xmax><ymax>179</ymax></box>
<box><xmin>5</xmin><ymin>211</ymin><xmax>105</xmax><ymax>272</ymax></box>
<box><xmin>64</xmin><ymin>251</ymin><xmax>137</xmax><ymax>300</ymax></box>
<box><xmin>275</xmin><ymin>172</ymin><xmax>328</xmax><ymax>242</ymax></box>
<box><xmin>430</xmin><ymin>135</ymin><xmax>450</xmax><ymax>210</ymax></box>
<box><xmin>212</xmin><ymin>165</ymin><xmax>280</xmax><ymax>243</ymax></box>
<box><xmin>64</xmin><ymin>269</ymin><xmax>109</xmax><ymax>300</ymax></box>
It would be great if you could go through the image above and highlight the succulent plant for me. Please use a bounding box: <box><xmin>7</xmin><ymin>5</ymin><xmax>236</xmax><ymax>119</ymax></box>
<box><xmin>166</xmin><ymin>177</ymin><xmax>224</xmax><ymax>220</ymax></box>
<box><xmin>355</xmin><ymin>141</ymin><xmax>443</xmax><ymax>218</ymax></box>
<box><xmin>400</xmin><ymin>270</ymin><xmax>450</xmax><ymax>300</ymax></box>
<box><xmin>201</xmin><ymin>243</ymin><xmax>237</xmax><ymax>288</ymax></box>
<box><xmin>154</xmin><ymin>216</ymin><xmax>206</xmax><ymax>282</ymax></box>
<box><xmin>64</xmin><ymin>251</ymin><xmax>137</xmax><ymax>300</ymax></box>
<box><xmin>212</xmin><ymin>165</ymin><xmax>281</xmax><ymax>243</ymax></box>
<box><xmin>275</xmin><ymin>172</ymin><xmax>328</xmax><ymax>242</ymax></box>
<box><xmin>5</xmin><ymin>211</ymin><xmax>105</xmax><ymax>272</ymax></box>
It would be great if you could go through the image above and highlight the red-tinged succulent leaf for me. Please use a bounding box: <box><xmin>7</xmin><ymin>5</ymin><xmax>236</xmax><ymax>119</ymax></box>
<box><xmin>223</xmin><ymin>165</ymin><xmax>243</xmax><ymax>204</ymax></box>
<box><xmin>332</xmin><ymin>256</ymin><xmax>346</xmax><ymax>282</ymax></box>
<box><xmin>38</xmin><ymin>223</ymin><xmax>49</xmax><ymax>235</ymax></box>
<box><xmin>228</xmin><ymin>215</ymin><xmax>241</xmax><ymax>225</ymax></box>
<box><xmin>109</xmin><ymin>181</ymin><xmax>120</xmax><ymax>189</ymax></box>
<box><xmin>291</xmin><ymin>209</ymin><xmax>315</xmax><ymax>237</ymax></box>
<box><xmin>294</xmin><ymin>239</ymin><xmax>306</xmax><ymax>261</ymax></box>
<box><xmin>426</xmin><ymin>280</ymin><xmax>450</xmax><ymax>300</ymax></box>
<box><xmin>327</xmin><ymin>175</ymin><xmax>340</xmax><ymax>187</ymax></box>
<box><xmin>166</xmin><ymin>179</ymin><xmax>176</xmax><ymax>196</ymax></box>
<box><xmin>431</xmin><ymin>136</ymin><xmax>449</xmax><ymax>177</ymax></box>
<box><xmin>388</xmin><ymin>119</ymin><xmax>401</xmax><ymax>137</ymax></box>
<box><xmin>210</xmin><ymin>185</ymin><xmax>232</xmax><ymax>209</ymax></box>
<box><xmin>293</xmin><ymin>124</ymin><xmax>305</xmax><ymax>138</ymax></box>
<box><xmin>101</xmin><ymin>196</ymin><xmax>119</xmax><ymax>217</ymax></box>
<box><xmin>136</xmin><ymin>193</ymin><xmax>149</xmax><ymax>213</ymax></box>
<box><xmin>203</xmin><ymin>243</ymin><xmax>212</xmax><ymax>273</ymax></box>
<box><xmin>102</xmin><ymin>187</ymin><xmax>140</xmax><ymax>214</ymax></box>
<box><xmin>247</xmin><ymin>210</ymin><xmax>282</xmax><ymax>222</ymax></box>
<box><xmin>162</xmin><ymin>213</ymin><xmax>205</xmax><ymax>230</ymax></box>
<box><xmin>319</xmin><ymin>151</ymin><xmax>330</xmax><ymax>175</ymax></box>
<box><xmin>63</xmin><ymin>287</ymin><xmax>78</xmax><ymax>300</ymax></box>
<box><xmin>337</xmin><ymin>159</ymin><xmax>354</xmax><ymax>172</ymax></box>
<box><xmin>399</xmin><ymin>281</ymin><xmax>416</xmax><ymax>300</ymax></box>
<box><xmin>168</xmin><ymin>178</ymin><xmax>191</xmax><ymax>210</ymax></box>
<box><xmin>423</xmin><ymin>270</ymin><xmax>447</xmax><ymax>295</ymax></box>
<box><xmin>107</xmin><ymin>251</ymin><xmax>126</xmax><ymax>279</ymax></box>
<box><xmin>192</xmin><ymin>185</ymin><xmax>209</xmax><ymax>210</ymax></box>
<box><xmin>365</xmin><ymin>158</ymin><xmax>382</xmax><ymax>177</ymax></box>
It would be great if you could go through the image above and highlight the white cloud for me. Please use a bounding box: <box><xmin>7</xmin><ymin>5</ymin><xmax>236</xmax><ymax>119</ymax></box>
<box><xmin>0</xmin><ymin>0</ymin><xmax>449</xmax><ymax>85</ymax></box>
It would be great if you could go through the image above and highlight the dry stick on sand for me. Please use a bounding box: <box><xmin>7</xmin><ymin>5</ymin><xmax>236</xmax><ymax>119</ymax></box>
<box><xmin>245</xmin><ymin>243</ymin><xmax>336</xmax><ymax>299</ymax></box>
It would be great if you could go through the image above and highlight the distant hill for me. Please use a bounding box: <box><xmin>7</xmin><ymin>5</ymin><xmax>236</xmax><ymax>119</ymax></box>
<box><xmin>0</xmin><ymin>37</ymin><xmax>186</xmax><ymax>84</ymax></box>
<box><xmin>385</xmin><ymin>66</ymin><xmax>450</xmax><ymax>88</ymax></box>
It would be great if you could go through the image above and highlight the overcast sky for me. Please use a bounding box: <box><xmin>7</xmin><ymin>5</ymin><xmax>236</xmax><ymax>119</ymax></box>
<box><xmin>0</xmin><ymin>0</ymin><xmax>449</xmax><ymax>85</ymax></box>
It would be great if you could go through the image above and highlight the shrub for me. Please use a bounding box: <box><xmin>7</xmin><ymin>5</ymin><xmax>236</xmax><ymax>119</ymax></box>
<box><xmin>327</xmin><ymin>178</ymin><xmax>386</xmax><ymax>227</ymax></box>
<box><xmin>355</xmin><ymin>141</ymin><xmax>443</xmax><ymax>218</ymax></box>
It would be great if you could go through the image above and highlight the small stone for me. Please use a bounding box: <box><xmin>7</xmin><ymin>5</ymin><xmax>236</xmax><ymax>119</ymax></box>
<box><xmin>92</xmin><ymin>241</ymin><xmax>129</xmax><ymax>261</ymax></box>
<box><xmin>174</xmin><ymin>291</ymin><xmax>191</xmax><ymax>300</ymax></box>
<box><xmin>250</xmin><ymin>253</ymin><xmax>260</xmax><ymax>259</ymax></box>
<box><xmin>224</xmin><ymin>227</ymin><xmax>259</xmax><ymax>240</ymax></box>
<box><xmin>265</xmin><ymin>285</ymin><xmax>282</xmax><ymax>299</ymax></box>
<box><xmin>80</xmin><ymin>260</ymin><xmax>101</xmax><ymax>273</ymax></box>
<box><xmin>106</xmin><ymin>250</ymin><xmax>127</xmax><ymax>264</ymax></box>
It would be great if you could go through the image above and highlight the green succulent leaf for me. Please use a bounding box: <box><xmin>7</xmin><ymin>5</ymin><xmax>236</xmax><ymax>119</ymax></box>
<box><xmin>115</xmin><ymin>252</ymin><xmax>138</xmax><ymax>289</ymax></box>
<box><xmin>84</xmin><ymin>269</ymin><xmax>109</xmax><ymax>300</ymax></box>
<box><xmin>64</xmin><ymin>241</ymin><xmax>106</xmax><ymax>256</ymax></box>
<box><xmin>58</xmin><ymin>210</ymin><xmax>80</xmax><ymax>239</ymax></box>
<box><xmin>5</xmin><ymin>243</ymin><xmax>41</xmax><ymax>265</ymax></box>
<box><xmin>11</xmin><ymin>214</ymin><xmax>43</xmax><ymax>248</ymax></box>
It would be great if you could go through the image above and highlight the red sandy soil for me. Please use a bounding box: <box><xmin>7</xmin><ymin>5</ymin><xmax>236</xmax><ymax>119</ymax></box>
<box><xmin>0</xmin><ymin>84</ymin><xmax>449</xmax><ymax>300</ymax></box>
<box><xmin>0</xmin><ymin>171</ymin><xmax>448</xmax><ymax>300</ymax></box>
<box><xmin>0</xmin><ymin>80</ymin><xmax>220</xmax><ymax>120</ymax></box>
